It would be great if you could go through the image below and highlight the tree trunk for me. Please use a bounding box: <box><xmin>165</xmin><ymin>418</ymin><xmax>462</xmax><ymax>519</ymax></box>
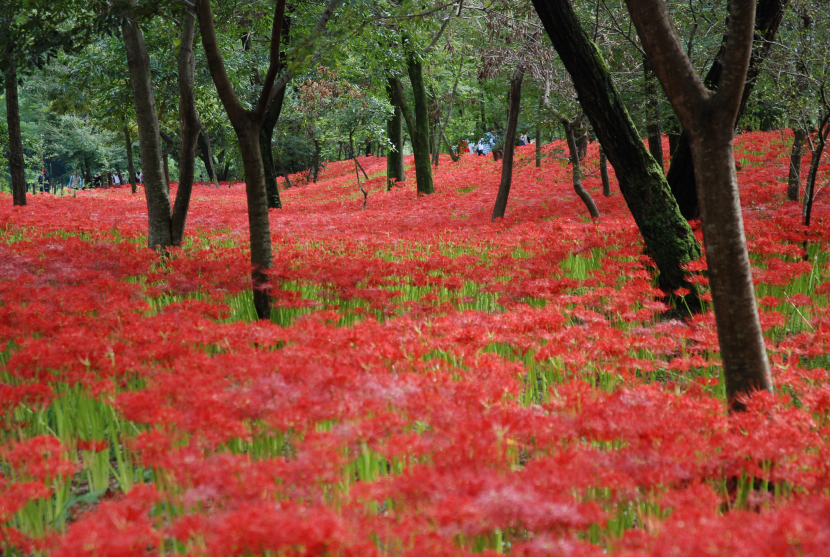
<box><xmin>171</xmin><ymin>13</ymin><xmax>201</xmax><ymax>246</ymax></box>
<box><xmin>787</xmin><ymin>128</ymin><xmax>805</xmax><ymax>202</ymax></box>
<box><xmin>666</xmin><ymin>0</ymin><xmax>789</xmax><ymax>219</ymax></box>
<box><xmin>668</xmin><ymin>132</ymin><xmax>680</xmax><ymax>158</ymax></box>
<box><xmin>122</xmin><ymin>18</ymin><xmax>172</xmax><ymax>249</ymax></box>
<box><xmin>599</xmin><ymin>145</ymin><xmax>611</xmax><ymax>196</ymax></box>
<box><xmin>4</xmin><ymin>63</ymin><xmax>27</xmax><ymax>206</ymax></box>
<box><xmin>386</xmin><ymin>78</ymin><xmax>405</xmax><ymax>188</ymax></box>
<box><xmin>803</xmin><ymin>116</ymin><xmax>829</xmax><ymax>227</ymax></box>
<box><xmin>576</xmin><ymin>125</ymin><xmax>588</xmax><ymax>161</ymax></box>
<box><xmin>197</xmin><ymin>130</ymin><xmax>220</xmax><ymax>188</ymax></box>
<box><xmin>124</xmin><ymin>122</ymin><xmax>137</xmax><ymax>194</ymax></box>
<box><xmin>563</xmin><ymin>117</ymin><xmax>601</xmax><ymax>218</ymax></box>
<box><xmin>312</xmin><ymin>139</ymin><xmax>321</xmax><ymax>183</ymax></box>
<box><xmin>535</xmin><ymin>97</ymin><xmax>543</xmax><ymax>168</ymax></box>
<box><xmin>407</xmin><ymin>56</ymin><xmax>435</xmax><ymax>195</ymax></box>
<box><xmin>492</xmin><ymin>67</ymin><xmax>525</xmax><ymax>220</ymax></box>
<box><xmin>625</xmin><ymin>0</ymin><xmax>772</xmax><ymax>408</ymax></box>
<box><xmin>392</xmin><ymin>67</ymin><xmax>433</xmax><ymax>195</ymax></box>
<box><xmin>239</xmin><ymin>123</ymin><xmax>274</xmax><ymax>320</ymax></box>
<box><xmin>531</xmin><ymin>0</ymin><xmax>701</xmax><ymax>293</ymax></box>
<box><xmin>260</xmin><ymin>84</ymin><xmax>286</xmax><ymax>208</ymax></box>
<box><xmin>643</xmin><ymin>55</ymin><xmax>664</xmax><ymax>170</ymax></box>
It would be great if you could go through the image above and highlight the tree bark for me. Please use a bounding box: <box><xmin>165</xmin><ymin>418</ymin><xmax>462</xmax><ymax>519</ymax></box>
<box><xmin>492</xmin><ymin>67</ymin><xmax>525</xmax><ymax>220</ymax></box>
<box><xmin>787</xmin><ymin>128</ymin><xmax>805</xmax><ymax>202</ymax></box>
<box><xmin>197</xmin><ymin>130</ymin><xmax>220</xmax><ymax>188</ymax></box>
<box><xmin>531</xmin><ymin>0</ymin><xmax>700</xmax><ymax>293</ymax></box>
<box><xmin>123</xmin><ymin>18</ymin><xmax>172</xmax><ymax>249</ymax></box>
<box><xmin>803</xmin><ymin>114</ymin><xmax>829</xmax><ymax>227</ymax></box>
<box><xmin>386</xmin><ymin>78</ymin><xmax>405</xmax><ymax>188</ymax></box>
<box><xmin>625</xmin><ymin>0</ymin><xmax>772</xmax><ymax>408</ymax></box>
<box><xmin>260</xmin><ymin>84</ymin><xmax>286</xmax><ymax>208</ymax></box>
<box><xmin>643</xmin><ymin>55</ymin><xmax>664</xmax><ymax>170</ymax></box>
<box><xmin>4</xmin><ymin>63</ymin><xmax>27</xmax><ymax>206</ymax></box>
<box><xmin>561</xmin><ymin>114</ymin><xmax>600</xmax><ymax>218</ymax></box>
<box><xmin>171</xmin><ymin>13</ymin><xmax>201</xmax><ymax>246</ymax></box>
<box><xmin>392</xmin><ymin>67</ymin><xmax>433</xmax><ymax>195</ymax></box>
<box><xmin>666</xmin><ymin>0</ymin><xmax>789</xmax><ymax>219</ymax></box>
<box><xmin>599</xmin><ymin>145</ymin><xmax>611</xmax><ymax>196</ymax></box>
<box><xmin>124</xmin><ymin>122</ymin><xmax>137</xmax><ymax>194</ymax></box>
<box><xmin>407</xmin><ymin>56</ymin><xmax>435</xmax><ymax>194</ymax></box>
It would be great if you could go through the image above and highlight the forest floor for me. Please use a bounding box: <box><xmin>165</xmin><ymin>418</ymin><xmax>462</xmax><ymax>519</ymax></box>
<box><xmin>2</xmin><ymin>131</ymin><xmax>830</xmax><ymax>555</ymax></box>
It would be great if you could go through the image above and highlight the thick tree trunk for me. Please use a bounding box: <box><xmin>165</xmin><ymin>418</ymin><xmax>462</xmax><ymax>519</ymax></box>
<box><xmin>668</xmin><ymin>132</ymin><xmax>680</xmax><ymax>158</ymax></box>
<box><xmin>407</xmin><ymin>56</ymin><xmax>435</xmax><ymax>195</ymax></box>
<box><xmin>122</xmin><ymin>19</ymin><xmax>172</xmax><ymax>249</ymax></box>
<box><xmin>625</xmin><ymin>0</ymin><xmax>772</xmax><ymax>408</ymax></box>
<box><xmin>260</xmin><ymin>84</ymin><xmax>286</xmax><ymax>208</ymax></box>
<box><xmin>531</xmin><ymin>0</ymin><xmax>700</xmax><ymax>293</ymax></box>
<box><xmin>666</xmin><ymin>0</ymin><xmax>789</xmax><ymax>219</ymax></box>
<box><xmin>237</xmin><ymin>124</ymin><xmax>273</xmax><ymax>319</ymax></box>
<box><xmin>643</xmin><ymin>55</ymin><xmax>664</xmax><ymax>170</ymax></box>
<box><xmin>492</xmin><ymin>67</ymin><xmax>524</xmax><ymax>220</ymax></box>
<box><xmin>171</xmin><ymin>13</ymin><xmax>201</xmax><ymax>246</ymax></box>
<box><xmin>4</xmin><ymin>63</ymin><xmax>27</xmax><ymax>206</ymax></box>
<box><xmin>197</xmin><ymin>130</ymin><xmax>220</xmax><ymax>188</ymax></box>
<box><xmin>124</xmin><ymin>123</ymin><xmax>137</xmax><ymax>194</ymax></box>
<box><xmin>386</xmin><ymin>79</ymin><xmax>405</xmax><ymax>188</ymax></box>
<box><xmin>563</xmin><ymin>117</ymin><xmax>600</xmax><ymax>218</ymax></box>
<box><xmin>599</xmin><ymin>145</ymin><xmax>611</xmax><ymax>196</ymax></box>
<box><xmin>787</xmin><ymin>128</ymin><xmax>805</xmax><ymax>202</ymax></box>
<box><xmin>576</xmin><ymin>126</ymin><xmax>588</xmax><ymax>161</ymax></box>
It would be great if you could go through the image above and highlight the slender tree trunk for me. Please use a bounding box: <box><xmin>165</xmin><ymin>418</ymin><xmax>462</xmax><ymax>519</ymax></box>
<box><xmin>643</xmin><ymin>55</ymin><xmax>664</xmax><ymax>170</ymax></box>
<box><xmin>563</xmin><ymin>117</ymin><xmax>600</xmax><ymax>218</ymax></box>
<box><xmin>535</xmin><ymin>97</ymin><xmax>543</xmax><ymax>168</ymax></box>
<box><xmin>576</xmin><ymin>126</ymin><xmax>588</xmax><ymax>161</ymax></box>
<box><xmin>312</xmin><ymin>139</ymin><xmax>321</xmax><ymax>183</ymax></box>
<box><xmin>599</xmin><ymin>145</ymin><xmax>611</xmax><ymax>196</ymax></box>
<box><xmin>124</xmin><ymin>122</ymin><xmax>137</xmax><ymax>194</ymax></box>
<box><xmin>171</xmin><ymin>13</ymin><xmax>202</xmax><ymax>246</ymax></box>
<box><xmin>197</xmin><ymin>130</ymin><xmax>220</xmax><ymax>188</ymax></box>
<box><xmin>531</xmin><ymin>0</ymin><xmax>700</xmax><ymax>293</ymax></box>
<box><xmin>492</xmin><ymin>67</ymin><xmax>524</xmax><ymax>220</ymax></box>
<box><xmin>386</xmin><ymin>78</ymin><xmax>405</xmax><ymax>188</ymax></box>
<box><xmin>123</xmin><ymin>18</ymin><xmax>172</xmax><ymax>249</ymax></box>
<box><xmin>666</xmin><ymin>0</ymin><xmax>789</xmax><ymax>219</ymax></box>
<box><xmin>788</xmin><ymin>128</ymin><xmax>805</xmax><ymax>202</ymax></box>
<box><xmin>625</xmin><ymin>0</ymin><xmax>772</xmax><ymax>408</ymax></box>
<box><xmin>803</xmin><ymin>116</ymin><xmax>829</xmax><ymax>227</ymax></box>
<box><xmin>668</xmin><ymin>132</ymin><xmax>680</xmax><ymax>158</ymax></box>
<box><xmin>433</xmin><ymin>60</ymin><xmax>463</xmax><ymax>168</ymax></box>
<box><xmin>260</xmin><ymin>84</ymin><xmax>286</xmax><ymax>208</ymax></box>
<box><xmin>4</xmin><ymin>63</ymin><xmax>27</xmax><ymax>206</ymax></box>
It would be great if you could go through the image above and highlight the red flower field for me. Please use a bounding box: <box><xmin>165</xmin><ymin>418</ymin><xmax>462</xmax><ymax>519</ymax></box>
<box><xmin>1</xmin><ymin>131</ymin><xmax>829</xmax><ymax>555</ymax></box>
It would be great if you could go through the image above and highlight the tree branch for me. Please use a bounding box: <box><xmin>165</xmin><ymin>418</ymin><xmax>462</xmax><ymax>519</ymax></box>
<box><xmin>254</xmin><ymin>0</ymin><xmax>287</xmax><ymax>119</ymax></box>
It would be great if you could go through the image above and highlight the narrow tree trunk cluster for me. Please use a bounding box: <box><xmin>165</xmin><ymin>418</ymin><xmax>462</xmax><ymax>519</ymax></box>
<box><xmin>788</xmin><ymin>128</ymin><xmax>805</xmax><ymax>202</ymax></box>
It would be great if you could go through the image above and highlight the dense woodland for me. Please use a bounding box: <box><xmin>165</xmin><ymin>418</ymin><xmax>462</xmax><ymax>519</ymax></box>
<box><xmin>2</xmin><ymin>0</ymin><xmax>830</xmax><ymax>554</ymax></box>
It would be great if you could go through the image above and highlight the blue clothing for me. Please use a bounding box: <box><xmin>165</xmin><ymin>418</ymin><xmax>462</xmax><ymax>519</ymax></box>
<box><xmin>479</xmin><ymin>132</ymin><xmax>496</xmax><ymax>154</ymax></box>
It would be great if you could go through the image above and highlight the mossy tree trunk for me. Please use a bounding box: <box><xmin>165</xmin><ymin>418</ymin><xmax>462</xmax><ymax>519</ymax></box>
<box><xmin>407</xmin><ymin>56</ymin><xmax>434</xmax><ymax>194</ymax></box>
<box><xmin>643</xmin><ymin>55</ymin><xmax>664</xmax><ymax>169</ymax></box>
<box><xmin>531</xmin><ymin>0</ymin><xmax>700</xmax><ymax>293</ymax></box>
<box><xmin>386</xmin><ymin>79</ymin><xmax>405</xmax><ymax>187</ymax></box>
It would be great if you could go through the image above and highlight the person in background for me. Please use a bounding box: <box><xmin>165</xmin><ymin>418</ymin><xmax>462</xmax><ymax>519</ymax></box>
<box><xmin>479</xmin><ymin>128</ymin><xmax>496</xmax><ymax>156</ymax></box>
<box><xmin>43</xmin><ymin>171</ymin><xmax>51</xmax><ymax>194</ymax></box>
<box><xmin>113</xmin><ymin>171</ymin><xmax>121</xmax><ymax>186</ymax></box>
<box><xmin>93</xmin><ymin>173</ymin><xmax>102</xmax><ymax>188</ymax></box>
<box><xmin>137</xmin><ymin>171</ymin><xmax>143</xmax><ymax>184</ymax></box>
<box><xmin>519</xmin><ymin>132</ymin><xmax>529</xmax><ymax>146</ymax></box>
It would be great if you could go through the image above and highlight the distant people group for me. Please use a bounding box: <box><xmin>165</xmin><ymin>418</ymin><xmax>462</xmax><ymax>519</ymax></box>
<box><xmin>469</xmin><ymin>128</ymin><xmax>534</xmax><ymax>158</ymax></box>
